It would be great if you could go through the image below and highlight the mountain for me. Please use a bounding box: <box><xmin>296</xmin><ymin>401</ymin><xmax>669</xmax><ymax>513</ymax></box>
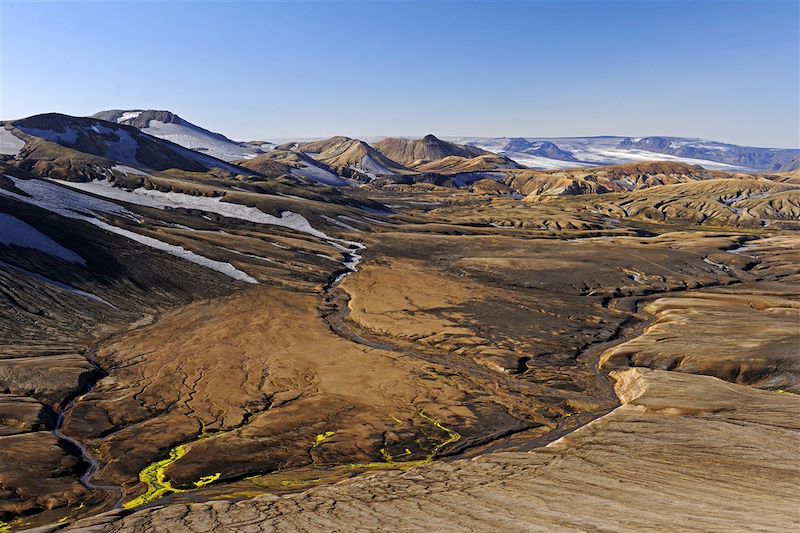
<box><xmin>617</xmin><ymin>136</ymin><xmax>800</xmax><ymax>172</ymax></box>
<box><xmin>502</xmin><ymin>139</ymin><xmax>577</xmax><ymax>161</ymax></box>
<box><xmin>277</xmin><ymin>136</ymin><xmax>352</xmax><ymax>155</ymax></box>
<box><xmin>452</xmin><ymin>136</ymin><xmax>800</xmax><ymax>173</ymax></box>
<box><xmin>90</xmin><ymin>110</ymin><xmax>346</xmax><ymax>187</ymax></box>
<box><xmin>2</xmin><ymin>113</ymin><xmax>384</xmax><ymax>210</ymax></box>
<box><xmin>285</xmin><ymin>136</ymin><xmax>417</xmax><ymax>180</ymax></box>
<box><xmin>6</xmin><ymin>113</ymin><xmax>246</xmax><ymax>180</ymax></box>
<box><xmin>414</xmin><ymin>154</ymin><xmax>523</xmax><ymax>174</ymax></box>
<box><xmin>93</xmin><ymin>110</ymin><xmax>266</xmax><ymax>162</ymax></box>
<box><xmin>237</xmin><ymin>150</ymin><xmax>348</xmax><ymax>186</ymax></box>
<box><xmin>373</xmin><ymin>134</ymin><xmax>495</xmax><ymax>166</ymax></box>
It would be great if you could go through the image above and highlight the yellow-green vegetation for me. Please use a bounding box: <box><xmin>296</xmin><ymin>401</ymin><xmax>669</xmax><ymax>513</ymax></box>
<box><xmin>0</xmin><ymin>519</ymin><xmax>28</xmax><ymax>533</ymax></box>
<box><xmin>418</xmin><ymin>410</ymin><xmax>461</xmax><ymax>457</ymax></box>
<box><xmin>125</xmin><ymin>428</ymin><xmax>235</xmax><ymax>509</ymax></box>
<box><xmin>279</xmin><ymin>478</ymin><xmax>322</xmax><ymax>488</ymax></box>
<box><xmin>347</xmin><ymin>410</ymin><xmax>460</xmax><ymax>472</ymax></box>
<box><xmin>311</xmin><ymin>431</ymin><xmax>335</xmax><ymax>448</ymax></box>
<box><xmin>123</xmin><ymin>444</ymin><xmax>189</xmax><ymax>509</ymax></box>
<box><xmin>194</xmin><ymin>473</ymin><xmax>221</xmax><ymax>487</ymax></box>
<box><xmin>127</xmin><ymin>412</ymin><xmax>458</xmax><ymax>509</ymax></box>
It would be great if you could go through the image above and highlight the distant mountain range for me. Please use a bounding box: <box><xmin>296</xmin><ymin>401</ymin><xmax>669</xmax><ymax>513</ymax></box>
<box><xmin>452</xmin><ymin>136</ymin><xmax>799</xmax><ymax>173</ymax></box>
<box><xmin>2</xmin><ymin>109</ymin><xmax>798</xmax><ymax>197</ymax></box>
<box><xmin>617</xmin><ymin>137</ymin><xmax>800</xmax><ymax>172</ymax></box>
<box><xmin>85</xmin><ymin>109</ymin><xmax>800</xmax><ymax>174</ymax></box>
<box><xmin>501</xmin><ymin>139</ymin><xmax>578</xmax><ymax>162</ymax></box>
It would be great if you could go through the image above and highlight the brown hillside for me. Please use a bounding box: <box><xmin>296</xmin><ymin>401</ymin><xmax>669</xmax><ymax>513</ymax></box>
<box><xmin>508</xmin><ymin>161</ymin><xmax>740</xmax><ymax>196</ymax></box>
<box><xmin>374</xmin><ymin>134</ymin><xmax>493</xmax><ymax>166</ymax></box>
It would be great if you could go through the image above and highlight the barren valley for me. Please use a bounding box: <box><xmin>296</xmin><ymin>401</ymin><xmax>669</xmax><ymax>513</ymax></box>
<box><xmin>0</xmin><ymin>113</ymin><xmax>798</xmax><ymax>532</ymax></box>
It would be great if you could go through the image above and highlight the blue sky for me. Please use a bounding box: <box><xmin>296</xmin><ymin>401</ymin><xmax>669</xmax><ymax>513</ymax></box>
<box><xmin>1</xmin><ymin>0</ymin><xmax>798</xmax><ymax>147</ymax></box>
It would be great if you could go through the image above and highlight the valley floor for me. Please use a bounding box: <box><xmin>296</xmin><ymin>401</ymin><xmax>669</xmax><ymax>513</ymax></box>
<box><xmin>53</xmin><ymin>366</ymin><xmax>800</xmax><ymax>533</ymax></box>
<box><xmin>1</xmin><ymin>178</ymin><xmax>798</xmax><ymax>532</ymax></box>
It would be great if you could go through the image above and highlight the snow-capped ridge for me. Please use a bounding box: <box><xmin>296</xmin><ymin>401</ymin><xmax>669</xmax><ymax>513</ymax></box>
<box><xmin>93</xmin><ymin>109</ymin><xmax>264</xmax><ymax>162</ymax></box>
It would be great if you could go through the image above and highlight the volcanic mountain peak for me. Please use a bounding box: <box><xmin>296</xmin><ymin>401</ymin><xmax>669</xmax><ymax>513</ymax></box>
<box><xmin>276</xmin><ymin>136</ymin><xmax>416</xmax><ymax>179</ymax></box>
<box><xmin>316</xmin><ymin>137</ymin><xmax>417</xmax><ymax>178</ymax></box>
<box><xmin>503</xmin><ymin>137</ymin><xmax>534</xmax><ymax>152</ymax></box>
<box><xmin>502</xmin><ymin>139</ymin><xmax>576</xmax><ymax>161</ymax></box>
<box><xmin>95</xmin><ymin>109</ymin><xmax>181</xmax><ymax>128</ymax></box>
<box><xmin>373</xmin><ymin>135</ymin><xmax>493</xmax><ymax>166</ymax></box>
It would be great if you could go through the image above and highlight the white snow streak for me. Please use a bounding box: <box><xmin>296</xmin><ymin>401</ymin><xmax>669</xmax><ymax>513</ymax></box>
<box><xmin>111</xmin><ymin>165</ymin><xmax>153</xmax><ymax>176</ymax></box>
<box><xmin>0</xmin><ymin>177</ymin><xmax>257</xmax><ymax>283</ymax></box>
<box><xmin>54</xmin><ymin>179</ymin><xmax>330</xmax><ymax>239</ymax></box>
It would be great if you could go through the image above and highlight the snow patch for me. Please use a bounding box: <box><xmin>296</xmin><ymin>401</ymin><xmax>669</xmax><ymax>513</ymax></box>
<box><xmin>18</xmin><ymin>126</ymin><xmax>79</xmax><ymax>145</ymax></box>
<box><xmin>451</xmin><ymin>171</ymin><xmax>505</xmax><ymax>187</ymax></box>
<box><xmin>703</xmin><ymin>257</ymin><xmax>729</xmax><ymax>272</ymax></box>
<box><xmin>356</xmin><ymin>155</ymin><xmax>397</xmax><ymax>176</ymax></box>
<box><xmin>99</xmin><ymin>128</ymin><xmax>142</xmax><ymax>166</ymax></box>
<box><xmin>0</xmin><ymin>213</ymin><xmax>85</xmax><ymax>264</ymax></box>
<box><xmin>453</xmin><ymin>136</ymin><xmax>758</xmax><ymax>173</ymax></box>
<box><xmin>117</xmin><ymin>111</ymin><xmax>143</xmax><ymax>123</ymax></box>
<box><xmin>142</xmin><ymin>120</ymin><xmax>256</xmax><ymax>162</ymax></box>
<box><xmin>51</xmin><ymin>179</ymin><xmax>368</xmax><ymax>274</ymax></box>
<box><xmin>54</xmin><ymin>179</ymin><xmax>331</xmax><ymax>239</ymax></box>
<box><xmin>290</xmin><ymin>163</ymin><xmax>349</xmax><ymax>186</ymax></box>
<box><xmin>3</xmin><ymin>176</ymin><xmax>139</xmax><ymax>221</ymax></box>
<box><xmin>0</xmin><ymin>128</ymin><xmax>25</xmax><ymax>156</ymax></box>
<box><xmin>90</xmin><ymin>218</ymin><xmax>257</xmax><ymax>283</ymax></box>
<box><xmin>0</xmin><ymin>177</ymin><xmax>256</xmax><ymax>283</ymax></box>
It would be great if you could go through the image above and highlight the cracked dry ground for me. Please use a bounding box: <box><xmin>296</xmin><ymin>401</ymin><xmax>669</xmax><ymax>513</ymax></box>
<box><xmin>4</xmin><ymin>195</ymin><xmax>800</xmax><ymax>532</ymax></box>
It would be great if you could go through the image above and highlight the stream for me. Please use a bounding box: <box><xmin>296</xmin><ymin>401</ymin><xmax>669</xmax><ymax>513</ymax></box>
<box><xmin>51</xmin><ymin>356</ymin><xmax>124</xmax><ymax>509</ymax></box>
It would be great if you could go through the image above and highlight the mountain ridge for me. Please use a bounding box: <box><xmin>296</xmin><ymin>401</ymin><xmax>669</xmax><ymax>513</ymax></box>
<box><xmin>92</xmin><ymin>109</ymin><xmax>267</xmax><ymax>162</ymax></box>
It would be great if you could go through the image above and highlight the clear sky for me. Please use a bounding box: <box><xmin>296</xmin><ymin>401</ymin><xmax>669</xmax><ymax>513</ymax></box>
<box><xmin>1</xmin><ymin>0</ymin><xmax>798</xmax><ymax>147</ymax></box>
